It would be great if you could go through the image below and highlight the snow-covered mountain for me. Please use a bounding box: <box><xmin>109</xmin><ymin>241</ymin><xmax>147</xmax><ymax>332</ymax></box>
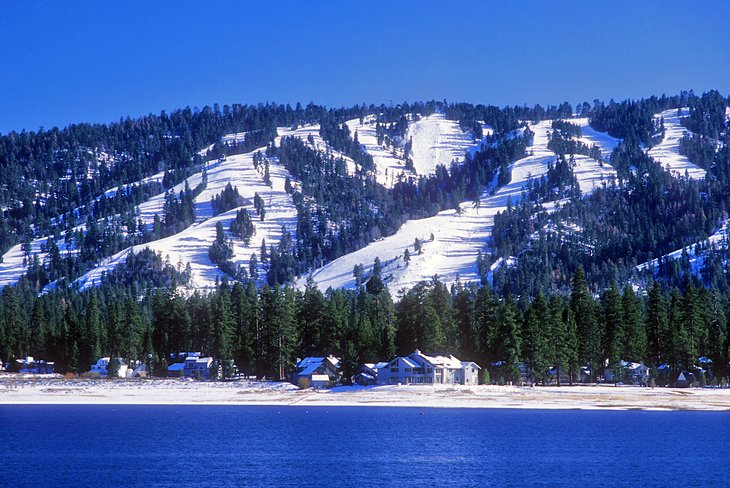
<box><xmin>0</xmin><ymin>102</ymin><xmax>725</xmax><ymax>295</ymax></box>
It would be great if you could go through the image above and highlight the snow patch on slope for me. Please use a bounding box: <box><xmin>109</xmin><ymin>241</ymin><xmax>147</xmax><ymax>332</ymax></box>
<box><xmin>345</xmin><ymin>116</ymin><xmax>414</xmax><ymax>187</ymax></box>
<box><xmin>407</xmin><ymin>114</ymin><xmax>484</xmax><ymax>177</ymax></box>
<box><xmin>570</xmin><ymin>117</ymin><xmax>621</xmax><ymax>159</ymax></box>
<box><xmin>637</xmin><ymin>221</ymin><xmax>729</xmax><ymax>276</ymax></box>
<box><xmin>648</xmin><ymin>109</ymin><xmax>706</xmax><ymax>180</ymax></box>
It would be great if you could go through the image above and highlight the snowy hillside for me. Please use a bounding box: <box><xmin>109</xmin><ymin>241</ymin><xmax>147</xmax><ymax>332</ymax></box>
<box><xmin>76</xmin><ymin>147</ymin><xmax>297</xmax><ymax>291</ymax></box>
<box><xmin>7</xmin><ymin>99</ymin><xmax>728</xmax><ymax>296</ymax></box>
<box><xmin>571</xmin><ymin>117</ymin><xmax>621</xmax><ymax>159</ymax></box>
<box><xmin>346</xmin><ymin>113</ymin><xmax>490</xmax><ymax>187</ymax></box>
<box><xmin>406</xmin><ymin>114</ymin><xmax>487</xmax><ymax>176</ymax></box>
<box><xmin>345</xmin><ymin>115</ymin><xmax>413</xmax><ymax>187</ymax></box>
<box><xmin>648</xmin><ymin>108</ymin><xmax>706</xmax><ymax>180</ymax></box>
<box><xmin>637</xmin><ymin>221</ymin><xmax>729</xmax><ymax>276</ymax></box>
<box><xmin>304</xmin><ymin>120</ymin><xmax>617</xmax><ymax>295</ymax></box>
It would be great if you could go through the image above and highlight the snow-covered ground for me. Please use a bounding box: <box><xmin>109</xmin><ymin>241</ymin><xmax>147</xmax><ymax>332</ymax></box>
<box><xmin>346</xmin><ymin>114</ymin><xmax>490</xmax><ymax>187</ymax></box>
<box><xmin>76</xmin><ymin>147</ymin><xmax>297</xmax><ymax>291</ymax></box>
<box><xmin>648</xmin><ymin>109</ymin><xmax>706</xmax><ymax>180</ymax></box>
<box><xmin>304</xmin><ymin>121</ymin><xmax>616</xmax><ymax>295</ymax></box>
<box><xmin>2</xmin><ymin>375</ymin><xmax>728</xmax><ymax>411</ymax></box>
<box><xmin>637</xmin><ymin>221</ymin><xmax>728</xmax><ymax>275</ymax></box>
<box><xmin>0</xmin><ymin>114</ymin><xmax>619</xmax><ymax>293</ymax></box>
<box><xmin>345</xmin><ymin>115</ymin><xmax>414</xmax><ymax>187</ymax></box>
<box><xmin>570</xmin><ymin>117</ymin><xmax>621</xmax><ymax>159</ymax></box>
<box><xmin>407</xmin><ymin>113</ymin><xmax>486</xmax><ymax>176</ymax></box>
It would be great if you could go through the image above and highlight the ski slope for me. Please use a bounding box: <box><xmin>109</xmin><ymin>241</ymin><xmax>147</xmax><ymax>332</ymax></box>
<box><xmin>76</xmin><ymin>147</ymin><xmax>297</xmax><ymax>291</ymax></box>
<box><xmin>570</xmin><ymin>117</ymin><xmax>621</xmax><ymax>159</ymax></box>
<box><xmin>346</xmin><ymin>114</ymin><xmax>490</xmax><ymax>187</ymax></box>
<box><xmin>637</xmin><ymin>221</ymin><xmax>729</xmax><ymax>276</ymax></box>
<box><xmin>304</xmin><ymin>120</ymin><xmax>616</xmax><ymax>295</ymax></box>
<box><xmin>345</xmin><ymin>115</ymin><xmax>414</xmax><ymax>187</ymax></box>
<box><xmin>648</xmin><ymin>109</ymin><xmax>706</xmax><ymax>180</ymax></box>
<box><xmin>2</xmin><ymin>123</ymin><xmax>361</xmax><ymax>291</ymax></box>
<box><xmin>407</xmin><ymin>113</ymin><xmax>486</xmax><ymax>176</ymax></box>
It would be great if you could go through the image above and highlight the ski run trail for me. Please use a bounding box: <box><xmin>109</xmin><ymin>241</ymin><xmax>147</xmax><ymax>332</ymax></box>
<box><xmin>305</xmin><ymin>119</ymin><xmax>618</xmax><ymax>296</ymax></box>
<box><xmin>648</xmin><ymin>108</ymin><xmax>706</xmax><ymax>180</ymax></box>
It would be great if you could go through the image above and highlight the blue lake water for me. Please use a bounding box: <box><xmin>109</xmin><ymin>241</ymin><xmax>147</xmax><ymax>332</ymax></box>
<box><xmin>0</xmin><ymin>405</ymin><xmax>728</xmax><ymax>487</ymax></box>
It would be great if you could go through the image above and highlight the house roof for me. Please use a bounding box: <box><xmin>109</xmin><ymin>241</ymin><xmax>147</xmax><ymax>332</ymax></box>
<box><xmin>412</xmin><ymin>351</ymin><xmax>463</xmax><ymax>369</ymax></box>
<box><xmin>299</xmin><ymin>363</ymin><xmax>323</xmax><ymax>376</ymax></box>
<box><xmin>168</xmin><ymin>363</ymin><xmax>185</xmax><ymax>371</ymax></box>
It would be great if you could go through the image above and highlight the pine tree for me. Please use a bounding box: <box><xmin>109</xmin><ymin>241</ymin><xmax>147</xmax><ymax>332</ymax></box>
<box><xmin>601</xmin><ymin>284</ymin><xmax>624</xmax><ymax>381</ymax></box>
<box><xmin>622</xmin><ymin>285</ymin><xmax>647</xmax><ymax>362</ymax></box>
<box><xmin>496</xmin><ymin>295</ymin><xmax>522</xmax><ymax>384</ymax></box>
<box><xmin>571</xmin><ymin>268</ymin><xmax>600</xmax><ymax>381</ymax></box>
<box><xmin>298</xmin><ymin>276</ymin><xmax>325</xmax><ymax>356</ymax></box>
<box><xmin>212</xmin><ymin>286</ymin><xmax>236</xmax><ymax>363</ymax></box>
<box><xmin>646</xmin><ymin>282</ymin><xmax>668</xmax><ymax>367</ymax></box>
<box><xmin>522</xmin><ymin>293</ymin><xmax>551</xmax><ymax>385</ymax></box>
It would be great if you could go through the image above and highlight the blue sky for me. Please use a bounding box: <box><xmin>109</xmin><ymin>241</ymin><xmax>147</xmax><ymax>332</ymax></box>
<box><xmin>1</xmin><ymin>0</ymin><xmax>729</xmax><ymax>133</ymax></box>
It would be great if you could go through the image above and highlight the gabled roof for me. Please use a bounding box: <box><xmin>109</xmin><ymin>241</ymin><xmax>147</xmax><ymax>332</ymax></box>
<box><xmin>299</xmin><ymin>362</ymin><xmax>324</xmax><ymax>376</ymax></box>
<box><xmin>168</xmin><ymin>363</ymin><xmax>185</xmax><ymax>371</ymax></box>
<box><xmin>411</xmin><ymin>350</ymin><xmax>463</xmax><ymax>369</ymax></box>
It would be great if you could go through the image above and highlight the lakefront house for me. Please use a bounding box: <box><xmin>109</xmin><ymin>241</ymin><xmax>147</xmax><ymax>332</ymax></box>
<box><xmin>13</xmin><ymin>356</ymin><xmax>55</xmax><ymax>374</ymax></box>
<box><xmin>292</xmin><ymin>356</ymin><xmax>340</xmax><ymax>388</ymax></box>
<box><xmin>377</xmin><ymin>350</ymin><xmax>481</xmax><ymax>386</ymax></box>
<box><xmin>90</xmin><ymin>357</ymin><xmax>147</xmax><ymax>378</ymax></box>
<box><xmin>166</xmin><ymin>352</ymin><xmax>214</xmax><ymax>378</ymax></box>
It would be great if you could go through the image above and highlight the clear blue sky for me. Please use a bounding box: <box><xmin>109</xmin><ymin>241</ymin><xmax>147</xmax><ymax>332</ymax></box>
<box><xmin>1</xmin><ymin>0</ymin><xmax>729</xmax><ymax>133</ymax></box>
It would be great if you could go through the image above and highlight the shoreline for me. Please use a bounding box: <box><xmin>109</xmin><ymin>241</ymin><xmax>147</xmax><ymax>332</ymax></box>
<box><xmin>2</xmin><ymin>375</ymin><xmax>730</xmax><ymax>411</ymax></box>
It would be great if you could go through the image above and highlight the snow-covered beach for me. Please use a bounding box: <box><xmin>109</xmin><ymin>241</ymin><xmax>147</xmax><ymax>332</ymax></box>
<box><xmin>2</xmin><ymin>375</ymin><xmax>728</xmax><ymax>411</ymax></box>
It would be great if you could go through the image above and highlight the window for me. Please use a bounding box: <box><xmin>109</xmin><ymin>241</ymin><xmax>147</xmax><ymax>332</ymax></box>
<box><xmin>391</xmin><ymin>367</ymin><xmax>398</xmax><ymax>373</ymax></box>
<box><xmin>405</xmin><ymin>368</ymin><xmax>412</xmax><ymax>373</ymax></box>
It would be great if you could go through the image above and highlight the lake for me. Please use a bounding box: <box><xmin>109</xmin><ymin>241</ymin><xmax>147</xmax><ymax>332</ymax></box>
<box><xmin>0</xmin><ymin>406</ymin><xmax>727</xmax><ymax>487</ymax></box>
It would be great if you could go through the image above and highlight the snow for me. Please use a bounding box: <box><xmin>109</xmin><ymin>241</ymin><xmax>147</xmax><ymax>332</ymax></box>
<box><xmin>0</xmin><ymin>235</ymin><xmax>79</xmax><ymax>288</ymax></box>
<box><xmin>304</xmin><ymin>121</ymin><xmax>616</xmax><ymax>295</ymax></box>
<box><xmin>346</xmin><ymin>114</ymin><xmax>491</xmax><ymax>187</ymax></box>
<box><xmin>2</xmin><ymin>375</ymin><xmax>729</xmax><ymax>410</ymax></box>
<box><xmin>570</xmin><ymin>117</ymin><xmax>621</xmax><ymax>159</ymax></box>
<box><xmin>345</xmin><ymin>115</ymin><xmax>414</xmax><ymax>187</ymax></box>
<box><xmin>406</xmin><ymin>113</ymin><xmax>486</xmax><ymax>177</ymax></box>
<box><xmin>647</xmin><ymin>109</ymin><xmax>706</xmax><ymax>180</ymax></box>
<box><xmin>76</xmin><ymin>147</ymin><xmax>298</xmax><ymax>291</ymax></box>
<box><xmin>637</xmin><ymin>221</ymin><xmax>729</xmax><ymax>275</ymax></box>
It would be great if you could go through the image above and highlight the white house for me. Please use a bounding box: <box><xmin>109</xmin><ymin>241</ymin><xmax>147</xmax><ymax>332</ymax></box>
<box><xmin>604</xmin><ymin>360</ymin><xmax>651</xmax><ymax>385</ymax></box>
<box><xmin>90</xmin><ymin>357</ymin><xmax>129</xmax><ymax>378</ymax></box>
<box><xmin>14</xmin><ymin>356</ymin><xmax>55</xmax><ymax>374</ymax></box>
<box><xmin>184</xmin><ymin>356</ymin><xmax>214</xmax><ymax>378</ymax></box>
<box><xmin>378</xmin><ymin>350</ymin><xmax>481</xmax><ymax>386</ymax></box>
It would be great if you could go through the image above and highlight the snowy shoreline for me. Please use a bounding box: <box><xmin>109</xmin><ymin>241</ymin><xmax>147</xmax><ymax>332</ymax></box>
<box><xmin>1</xmin><ymin>376</ymin><xmax>728</xmax><ymax>411</ymax></box>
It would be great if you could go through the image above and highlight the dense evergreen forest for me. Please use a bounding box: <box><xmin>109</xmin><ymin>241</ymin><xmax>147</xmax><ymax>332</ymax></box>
<box><xmin>1</xmin><ymin>266</ymin><xmax>727</xmax><ymax>385</ymax></box>
<box><xmin>1</xmin><ymin>90</ymin><xmax>730</xmax><ymax>384</ymax></box>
